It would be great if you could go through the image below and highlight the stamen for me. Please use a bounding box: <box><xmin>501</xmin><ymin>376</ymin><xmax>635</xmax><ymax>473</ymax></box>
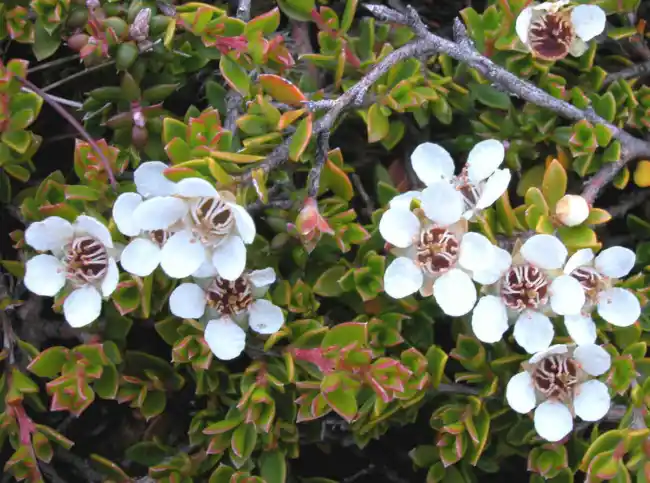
<box><xmin>63</xmin><ymin>235</ymin><xmax>109</xmax><ymax>284</ymax></box>
<box><xmin>501</xmin><ymin>264</ymin><xmax>549</xmax><ymax>311</ymax></box>
<box><xmin>415</xmin><ymin>226</ymin><xmax>460</xmax><ymax>275</ymax></box>
<box><xmin>532</xmin><ymin>353</ymin><xmax>579</xmax><ymax>402</ymax></box>
<box><xmin>190</xmin><ymin>197</ymin><xmax>235</xmax><ymax>243</ymax></box>
<box><xmin>206</xmin><ymin>275</ymin><xmax>253</xmax><ymax>316</ymax></box>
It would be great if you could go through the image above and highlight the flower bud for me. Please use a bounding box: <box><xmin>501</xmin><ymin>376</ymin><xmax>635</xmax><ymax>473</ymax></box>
<box><xmin>556</xmin><ymin>194</ymin><xmax>589</xmax><ymax>227</ymax></box>
<box><xmin>66</xmin><ymin>33</ymin><xmax>89</xmax><ymax>51</ymax></box>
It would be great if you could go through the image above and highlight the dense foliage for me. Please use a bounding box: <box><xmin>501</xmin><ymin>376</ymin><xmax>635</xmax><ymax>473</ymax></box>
<box><xmin>0</xmin><ymin>0</ymin><xmax>649</xmax><ymax>482</ymax></box>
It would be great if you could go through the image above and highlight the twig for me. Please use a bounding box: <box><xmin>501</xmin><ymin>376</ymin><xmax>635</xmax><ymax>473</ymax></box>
<box><xmin>342</xmin><ymin>464</ymin><xmax>376</xmax><ymax>483</ymax></box>
<box><xmin>307</xmin><ymin>131</ymin><xmax>330</xmax><ymax>198</ymax></box>
<box><xmin>41</xmin><ymin>60</ymin><xmax>115</xmax><ymax>93</ymax></box>
<box><xmin>53</xmin><ymin>448</ymin><xmax>104</xmax><ymax>483</ymax></box>
<box><xmin>235</xmin><ymin>0</ymin><xmax>251</xmax><ymax>22</ymax></box>
<box><xmin>223</xmin><ymin>0</ymin><xmax>252</xmax><ymax>134</ymax></box>
<box><xmin>27</xmin><ymin>53</ymin><xmax>80</xmax><ymax>74</ymax></box>
<box><xmin>352</xmin><ymin>173</ymin><xmax>375</xmax><ymax>217</ymax></box>
<box><xmin>21</xmin><ymin>87</ymin><xmax>83</xmax><ymax>109</ymax></box>
<box><xmin>604</xmin><ymin>189</ymin><xmax>650</xmax><ymax>219</ymax></box>
<box><xmin>603</xmin><ymin>59</ymin><xmax>650</xmax><ymax>87</ymax></box>
<box><xmin>17</xmin><ymin>76</ymin><xmax>117</xmax><ymax>187</ymax></box>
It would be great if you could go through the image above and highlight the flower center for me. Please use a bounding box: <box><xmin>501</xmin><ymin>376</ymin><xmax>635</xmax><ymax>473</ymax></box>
<box><xmin>532</xmin><ymin>353</ymin><xmax>579</xmax><ymax>401</ymax></box>
<box><xmin>454</xmin><ymin>168</ymin><xmax>480</xmax><ymax>207</ymax></box>
<box><xmin>63</xmin><ymin>235</ymin><xmax>109</xmax><ymax>284</ymax></box>
<box><xmin>415</xmin><ymin>227</ymin><xmax>460</xmax><ymax>276</ymax></box>
<box><xmin>190</xmin><ymin>197</ymin><xmax>234</xmax><ymax>244</ymax></box>
<box><xmin>206</xmin><ymin>275</ymin><xmax>253</xmax><ymax>316</ymax></box>
<box><xmin>149</xmin><ymin>229</ymin><xmax>170</xmax><ymax>247</ymax></box>
<box><xmin>571</xmin><ymin>267</ymin><xmax>604</xmax><ymax>303</ymax></box>
<box><xmin>529</xmin><ymin>12</ymin><xmax>575</xmax><ymax>60</ymax></box>
<box><xmin>500</xmin><ymin>264</ymin><xmax>549</xmax><ymax>311</ymax></box>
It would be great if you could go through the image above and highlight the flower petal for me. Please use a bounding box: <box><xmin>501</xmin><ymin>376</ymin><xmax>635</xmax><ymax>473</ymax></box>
<box><xmin>74</xmin><ymin>215</ymin><xmax>114</xmax><ymax>248</ymax></box>
<box><xmin>528</xmin><ymin>344</ymin><xmax>569</xmax><ymax>365</ymax></box>
<box><xmin>133</xmin><ymin>196</ymin><xmax>187</xmax><ymax>231</ymax></box>
<box><xmin>550</xmin><ymin>275</ymin><xmax>586</xmax><ymax>315</ymax></box>
<box><xmin>515</xmin><ymin>6</ymin><xmax>533</xmax><ymax>45</ymax></box>
<box><xmin>472</xmin><ymin>247</ymin><xmax>513</xmax><ymax>285</ymax></box>
<box><xmin>520</xmin><ymin>234</ymin><xmax>568</xmax><ymax>270</ymax></box>
<box><xmin>113</xmin><ymin>192</ymin><xmax>143</xmax><ymax>237</ymax></box>
<box><xmin>212</xmin><ymin>235</ymin><xmax>247</xmax><ymax>281</ymax></box>
<box><xmin>597</xmin><ymin>287</ymin><xmax>640</xmax><ymax>327</ymax></box>
<box><xmin>250</xmin><ymin>267</ymin><xmax>276</xmax><ymax>288</ymax></box>
<box><xmin>513</xmin><ymin>310</ymin><xmax>554</xmax><ymax>354</ymax></box>
<box><xmin>120</xmin><ymin>238</ymin><xmax>161</xmax><ymax>277</ymax></box>
<box><xmin>411</xmin><ymin>142</ymin><xmax>455</xmax><ymax>185</ymax></box>
<box><xmin>101</xmin><ymin>258</ymin><xmax>119</xmax><ymax>297</ymax></box>
<box><xmin>568</xmin><ymin>37</ymin><xmax>589</xmax><ymax>57</ymax></box>
<box><xmin>25</xmin><ymin>217</ymin><xmax>73</xmax><ymax>252</ymax></box>
<box><xmin>574</xmin><ymin>380</ymin><xmax>611</xmax><ymax>422</ymax></box>
<box><xmin>63</xmin><ymin>286</ymin><xmax>102</xmax><ymax>328</ymax></box>
<box><xmin>192</xmin><ymin>260</ymin><xmax>217</xmax><ymax>278</ymax></box>
<box><xmin>571</xmin><ymin>5</ymin><xmax>606</xmax><ymax>42</ymax></box>
<box><xmin>169</xmin><ymin>283</ymin><xmax>207</xmax><ymax>319</ymax></box>
<box><xmin>420</xmin><ymin>182</ymin><xmax>464</xmax><ymax>227</ymax></box>
<box><xmin>379</xmin><ymin>207</ymin><xmax>420</xmax><ymax>248</ymax></box>
<box><xmin>383</xmin><ymin>257</ymin><xmax>423</xmax><ymax>299</ymax></box>
<box><xmin>160</xmin><ymin>230</ymin><xmax>206</xmax><ymax>279</ymax></box>
<box><xmin>204</xmin><ymin>318</ymin><xmax>246</xmax><ymax>360</ymax></box>
<box><xmin>230</xmin><ymin>203</ymin><xmax>256</xmax><ymax>244</ymax></box>
<box><xmin>573</xmin><ymin>343</ymin><xmax>611</xmax><ymax>376</ymax></box>
<box><xmin>534</xmin><ymin>401</ymin><xmax>573</xmax><ymax>442</ymax></box>
<box><xmin>248</xmin><ymin>299</ymin><xmax>284</xmax><ymax>334</ymax></box>
<box><xmin>458</xmin><ymin>232</ymin><xmax>496</xmax><ymax>273</ymax></box>
<box><xmin>466</xmin><ymin>139</ymin><xmax>505</xmax><ymax>183</ymax></box>
<box><xmin>24</xmin><ymin>254</ymin><xmax>66</xmax><ymax>296</ymax></box>
<box><xmin>506</xmin><ymin>372</ymin><xmax>537</xmax><ymax>414</ymax></box>
<box><xmin>564</xmin><ymin>314</ymin><xmax>597</xmax><ymax>345</ymax></box>
<box><xmin>134</xmin><ymin>161</ymin><xmax>176</xmax><ymax>197</ymax></box>
<box><xmin>433</xmin><ymin>269</ymin><xmax>477</xmax><ymax>316</ymax></box>
<box><xmin>471</xmin><ymin>295</ymin><xmax>509</xmax><ymax>343</ymax></box>
<box><xmin>475</xmin><ymin>168</ymin><xmax>511</xmax><ymax>209</ymax></box>
<box><xmin>594</xmin><ymin>246</ymin><xmax>635</xmax><ymax>279</ymax></box>
<box><xmin>563</xmin><ymin>248</ymin><xmax>594</xmax><ymax>275</ymax></box>
<box><xmin>175</xmin><ymin>177</ymin><xmax>218</xmax><ymax>197</ymax></box>
<box><xmin>389</xmin><ymin>191</ymin><xmax>421</xmax><ymax>209</ymax></box>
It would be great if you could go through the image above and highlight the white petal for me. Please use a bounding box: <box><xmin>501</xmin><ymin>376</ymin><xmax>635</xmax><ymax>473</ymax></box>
<box><xmin>410</xmin><ymin>142</ymin><xmax>455</xmax><ymax>185</ymax></box>
<box><xmin>513</xmin><ymin>311</ymin><xmax>554</xmax><ymax>354</ymax></box>
<box><xmin>475</xmin><ymin>169</ymin><xmax>511</xmax><ymax>209</ymax></box>
<box><xmin>573</xmin><ymin>343</ymin><xmax>611</xmax><ymax>376</ymax></box>
<box><xmin>473</xmin><ymin>247</ymin><xmax>513</xmax><ymax>285</ymax></box>
<box><xmin>250</xmin><ymin>267</ymin><xmax>276</xmax><ymax>288</ymax></box>
<box><xmin>120</xmin><ymin>238</ymin><xmax>161</xmax><ymax>277</ymax></box>
<box><xmin>24</xmin><ymin>254</ymin><xmax>66</xmax><ymax>296</ymax></box>
<box><xmin>564</xmin><ymin>314</ymin><xmax>597</xmax><ymax>345</ymax></box>
<box><xmin>204</xmin><ymin>318</ymin><xmax>246</xmax><ymax>360</ymax></box>
<box><xmin>571</xmin><ymin>5</ymin><xmax>606</xmax><ymax>42</ymax></box>
<box><xmin>550</xmin><ymin>275</ymin><xmax>586</xmax><ymax>315</ymax></box>
<box><xmin>388</xmin><ymin>191</ymin><xmax>421</xmax><ymax>209</ymax></box>
<box><xmin>569</xmin><ymin>37</ymin><xmax>589</xmax><ymax>57</ymax></box>
<box><xmin>25</xmin><ymin>217</ymin><xmax>73</xmax><ymax>252</ymax></box>
<box><xmin>160</xmin><ymin>230</ymin><xmax>206</xmax><ymax>279</ymax></box>
<box><xmin>74</xmin><ymin>215</ymin><xmax>113</xmax><ymax>248</ymax></box>
<box><xmin>471</xmin><ymin>295</ymin><xmax>509</xmax><ymax>343</ymax></box>
<box><xmin>63</xmin><ymin>286</ymin><xmax>102</xmax><ymax>328</ymax></box>
<box><xmin>420</xmin><ymin>182</ymin><xmax>464</xmax><ymax>227</ymax></box>
<box><xmin>379</xmin><ymin>207</ymin><xmax>420</xmax><ymax>248</ymax></box>
<box><xmin>383</xmin><ymin>257</ymin><xmax>423</xmax><ymax>299</ymax></box>
<box><xmin>594</xmin><ymin>246</ymin><xmax>635</xmax><ymax>279</ymax></box>
<box><xmin>597</xmin><ymin>288</ymin><xmax>640</xmax><ymax>327</ymax></box>
<box><xmin>230</xmin><ymin>203</ymin><xmax>256</xmax><ymax>244</ymax></box>
<box><xmin>458</xmin><ymin>232</ymin><xmax>496</xmax><ymax>273</ymax></box>
<box><xmin>520</xmin><ymin>234</ymin><xmax>568</xmax><ymax>270</ymax></box>
<box><xmin>133</xmin><ymin>196</ymin><xmax>187</xmax><ymax>231</ymax></box>
<box><xmin>534</xmin><ymin>401</ymin><xmax>573</xmax><ymax>442</ymax></box>
<box><xmin>466</xmin><ymin>139</ymin><xmax>505</xmax><ymax>183</ymax></box>
<box><xmin>248</xmin><ymin>299</ymin><xmax>284</xmax><ymax>334</ymax></box>
<box><xmin>555</xmin><ymin>194</ymin><xmax>589</xmax><ymax>227</ymax></box>
<box><xmin>134</xmin><ymin>161</ymin><xmax>177</xmax><ymax>197</ymax></box>
<box><xmin>506</xmin><ymin>372</ymin><xmax>536</xmax><ymax>414</ymax></box>
<box><xmin>515</xmin><ymin>6</ymin><xmax>533</xmax><ymax>44</ymax></box>
<box><xmin>563</xmin><ymin>249</ymin><xmax>594</xmax><ymax>275</ymax></box>
<box><xmin>192</xmin><ymin>259</ymin><xmax>217</xmax><ymax>278</ymax></box>
<box><xmin>574</xmin><ymin>380</ymin><xmax>611</xmax><ymax>422</ymax></box>
<box><xmin>433</xmin><ymin>269</ymin><xmax>477</xmax><ymax>316</ymax></box>
<box><xmin>528</xmin><ymin>344</ymin><xmax>569</xmax><ymax>364</ymax></box>
<box><xmin>169</xmin><ymin>283</ymin><xmax>206</xmax><ymax>319</ymax></box>
<box><xmin>175</xmin><ymin>177</ymin><xmax>218</xmax><ymax>197</ymax></box>
<box><xmin>101</xmin><ymin>258</ymin><xmax>119</xmax><ymax>297</ymax></box>
<box><xmin>212</xmin><ymin>235</ymin><xmax>246</xmax><ymax>281</ymax></box>
<box><xmin>113</xmin><ymin>192</ymin><xmax>143</xmax><ymax>237</ymax></box>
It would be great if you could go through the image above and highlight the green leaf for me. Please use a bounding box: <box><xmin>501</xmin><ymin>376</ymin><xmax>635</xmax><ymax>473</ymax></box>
<box><xmin>542</xmin><ymin>159</ymin><xmax>567</xmax><ymax>209</ymax></box>
<box><xmin>142</xmin><ymin>84</ymin><xmax>179</xmax><ymax>103</ymax></box>
<box><xmin>126</xmin><ymin>441</ymin><xmax>169</xmax><ymax>466</ymax></box>
<box><xmin>220</xmin><ymin>54</ymin><xmax>250</xmax><ymax>96</ymax></box>
<box><xmin>259</xmin><ymin>74</ymin><xmax>306</xmax><ymax>106</ymax></box>
<box><xmin>231</xmin><ymin>423</ymin><xmax>257</xmax><ymax>460</ymax></box>
<box><xmin>260</xmin><ymin>450</ymin><xmax>287</xmax><ymax>483</ymax></box>
<box><xmin>322</xmin><ymin>386</ymin><xmax>357</xmax><ymax>422</ymax></box>
<box><xmin>33</xmin><ymin>21</ymin><xmax>60</xmax><ymax>61</ymax></box>
<box><xmin>2</xmin><ymin>131</ymin><xmax>31</xmax><ymax>154</ymax></box>
<box><xmin>288</xmin><ymin>115</ymin><xmax>312</xmax><ymax>161</ymax></box>
<box><xmin>140</xmin><ymin>390</ymin><xmax>166</xmax><ymax>420</ymax></box>
<box><xmin>425</xmin><ymin>345</ymin><xmax>448</xmax><ymax>388</ymax></box>
<box><xmin>557</xmin><ymin>225</ymin><xmax>598</xmax><ymax>249</ymax></box>
<box><xmin>340</xmin><ymin>0</ymin><xmax>359</xmax><ymax>34</ymax></box>
<box><xmin>27</xmin><ymin>347</ymin><xmax>68</xmax><ymax>378</ymax></box>
<box><xmin>65</xmin><ymin>185</ymin><xmax>101</xmax><ymax>201</ymax></box>
<box><xmin>246</xmin><ymin>8</ymin><xmax>281</xmax><ymax>35</ymax></box>
<box><xmin>115</xmin><ymin>42</ymin><xmax>139</xmax><ymax>71</ymax></box>
<box><xmin>321</xmin><ymin>322</ymin><xmax>368</xmax><ymax>349</ymax></box>
<box><xmin>471</xmin><ymin>82</ymin><xmax>512</xmax><ymax>110</ymax></box>
<box><xmin>313</xmin><ymin>265</ymin><xmax>347</xmax><ymax>297</ymax></box>
<box><xmin>367</xmin><ymin>104</ymin><xmax>390</xmax><ymax>143</ymax></box>
<box><xmin>210</xmin><ymin>465</ymin><xmax>236</xmax><ymax>483</ymax></box>
<box><xmin>276</xmin><ymin>0</ymin><xmax>315</xmax><ymax>21</ymax></box>
<box><xmin>94</xmin><ymin>364</ymin><xmax>118</xmax><ymax>399</ymax></box>
<box><xmin>3</xmin><ymin>163</ymin><xmax>30</xmax><ymax>183</ymax></box>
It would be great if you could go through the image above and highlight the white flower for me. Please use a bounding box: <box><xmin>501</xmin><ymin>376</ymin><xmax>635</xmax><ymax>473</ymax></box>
<box><xmin>555</xmin><ymin>194</ymin><xmax>589</xmax><ymax>227</ymax></box>
<box><xmin>562</xmin><ymin>247</ymin><xmax>640</xmax><ymax>343</ymax></box>
<box><xmin>168</xmin><ymin>267</ymin><xmax>283</xmax><ymax>360</ymax></box>
<box><xmin>506</xmin><ymin>343</ymin><xmax>612</xmax><ymax>442</ymax></box>
<box><xmin>471</xmin><ymin>234</ymin><xmax>585</xmax><ymax>353</ymax></box>
<box><xmin>126</xmin><ymin>175</ymin><xmax>256</xmax><ymax>280</ymax></box>
<box><xmin>410</xmin><ymin>139</ymin><xmax>511</xmax><ymax>225</ymax></box>
<box><xmin>24</xmin><ymin>215</ymin><xmax>119</xmax><ymax>328</ymax></box>
<box><xmin>516</xmin><ymin>1</ymin><xmax>606</xmax><ymax>60</ymax></box>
